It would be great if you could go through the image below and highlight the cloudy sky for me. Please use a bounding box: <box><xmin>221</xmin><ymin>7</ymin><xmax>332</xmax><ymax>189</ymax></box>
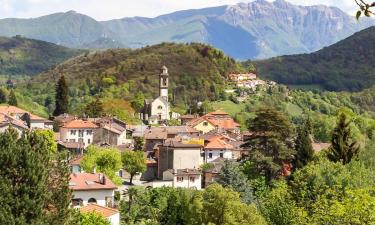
<box><xmin>0</xmin><ymin>0</ymin><xmax>358</xmax><ymax>20</ymax></box>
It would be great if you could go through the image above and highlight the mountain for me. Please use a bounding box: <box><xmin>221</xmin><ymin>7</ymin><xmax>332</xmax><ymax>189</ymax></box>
<box><xmin>0</xmin><ymin>0</ymin><xmax>374</xmax><ymax>59</ymax></box>
<box><xmin>254</xmin><ymin>26</ymin><xmax>375</xmax><ymax>91</ymax></box>
<box><xmin>0</xmin><ymin>36</ymin><xmax>83</xmax><ymax>76</ymax></box>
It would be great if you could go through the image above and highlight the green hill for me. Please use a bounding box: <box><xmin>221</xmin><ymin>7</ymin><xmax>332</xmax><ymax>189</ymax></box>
<box><xmin>25</xmin><ymin>43</ymin><xmax>243</xmax><ymax>114</ymax></box>
<box><xmin>0</xmin><ymin>36</ymin><xmax>83</xmax><ymax>76</ymax></box>
<box><xmin>254</xmin><ymin>26</ymin><xmax>375</xmax><ymax>91</ymax></box>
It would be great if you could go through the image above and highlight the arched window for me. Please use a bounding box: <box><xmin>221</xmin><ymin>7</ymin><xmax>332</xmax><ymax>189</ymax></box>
<box><xmin>88</xmin><ymin>198</ymin><xmax>97</xmax><ymax>204</ymax></box>
<box><xmin>157</xmin><ymin>105</ymin><xmax>163</xmax><ymax>110</ymax></box>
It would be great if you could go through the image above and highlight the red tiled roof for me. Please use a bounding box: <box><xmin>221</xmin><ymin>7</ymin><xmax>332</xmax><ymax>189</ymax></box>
<box><xmin>205</xmin><ymin>136</ymin><xmax>234</xmax><ymax>149</ymax></box>
<box><xmin>187</xmin><ymin>111</ymin><xmax>239</xmax><ymax>130</ymax></box>
<box><xmin>70</xmin><ymin>155</ymin><xmax>84</xmax><ymax>165</ymax></box>
<box><xmin>62</xmin><ymin>120</ymin><xmax>98</xmax><ymax>129</ymax></box>
<box><xmin>0</xmin><ymin>105</ymin><xmax>49</xmax><ymax>121</ymax></box>
<box><xmin>206</xmin><ymin>110</ymin><xmax>229</xmax><ymax>116</ymax></box>
<box><xmin>80</xmin><ymin>204</ymin><xmax>118</xmax><ymax>218</ymax></box>
<box><xmin>69</xmin><ymin>173</ymin><xmax>117</xmax><ymax>191</ymax></box>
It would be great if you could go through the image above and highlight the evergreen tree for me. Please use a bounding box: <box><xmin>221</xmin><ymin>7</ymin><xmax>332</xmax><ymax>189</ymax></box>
<box><xmin>327</xmin><ymin>113</ymin><xmax>360</xmax><ymax>164</ymax></box>
<box><xmin>130</xmin><ymin>92</ymin><xmax>145</xmax><ymax>112</ymax></box>
<box><xmin>242</xmin><ymin>106</ymin><xmax>295</xmax><ymax>182</ymax></box>
<box><xmin>84</xmin><ymin>98</ymin><xmax>104</xmax><ymax>117</ymax></box>
<box><xmin>293</xmin><ymin>121</ymin><xmax>314</xmax><ymax>169</ymax></box>
<box><xmin>8</xmin><ymin>89</ymin><xmax>17</xmax><ymax>106</ymax></box>
<box><xmin>0</xmin><ymin>88</ymin><xmax>7</xmax><ymax>103</ymax></box>
<box><xmin>53</xmin><ymin>76</ymin><xmax>69</xmax><ymax>116</ymax></box>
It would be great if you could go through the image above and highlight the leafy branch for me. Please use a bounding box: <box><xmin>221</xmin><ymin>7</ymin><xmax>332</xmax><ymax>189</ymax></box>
<box><xmin>355</xmin><ymin>0</ymin><xmax>375</xmax><ymax>19</ymax></box>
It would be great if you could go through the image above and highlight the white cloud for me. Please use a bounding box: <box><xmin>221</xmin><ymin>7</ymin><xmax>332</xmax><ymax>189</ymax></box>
<box><xmin>0</xmin><ymin>0</ymin><xmax>359</xmax><ymax>20</ymax></box>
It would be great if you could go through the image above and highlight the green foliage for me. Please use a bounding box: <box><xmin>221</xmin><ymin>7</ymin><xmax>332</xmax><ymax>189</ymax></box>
<box><xmin>243</xmin><ymin>106</ymin><xmax>295</xmax><ymax>182</ymax></box>
<box><xmin>0</xmin><ymin>128</ymin><xmax>73</xmax><ymax>225</ymax></box>
<box><xmin>8</xmin><ymin>89</ymin><xmax>18</xmax><ymax>106</ymax></box>
<box><xmin>130</xmin><ymin>92</ymin><xmax>145</xmax><ymax>112</ymax></box>
<box><xmin>293</xmin><ymin>119</ymin><xmax>314</xmax><ymax>169</ymax></box>
<box><xmin>0</xmin><ymin>88</ymin><xmax>7</xmax><ymax>103</ymax></box>
<box><xmin>74</xmin><ymin>212</ymin><xmax>111</xmax><ymax>225</ymax></box>
<box><xmin>84</xmin><ymin>98</ymin><xmax>104</xmax><ymax>117</ymax></box>
<box><xmin>218</xmin><ymin>160</ymin><xmax>255</xmax><ymax>204</ymax></box>
<box><xmin>255</xmin><ymin>27</ymin><xmax>375</xmax><ymax>91</ymax></box>
<box><xmin>328</xmin><ymin>112</ymin><xmax>360</xmax><ymax>164</ymax></box>
<box><xmin>133</xmin><ymin>136</ymin><xmax>144</xmax><ymax>151</ymax></box>
<box><xmin>53</xmin><ymin>76</ymin><xmax>69</xmax><ymax>116</ymax></box>
<box><xmin>81</xmin><ymin>146</ymin><xmax>122</xmax><ymax>185</ymax></box>
<box><xmin>121</xmin><ymin>150</ymin><xmax>146</xmax><ymax>184</ymax></box>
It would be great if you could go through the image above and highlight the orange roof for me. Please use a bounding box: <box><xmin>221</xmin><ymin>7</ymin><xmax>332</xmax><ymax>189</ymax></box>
<box><xmin>205</xmin><ymin>136</ymin><xmax>234</xmax><ymax>149</ymax></box>
<box><xmin>69</xmin><ymin>173</ymin><xmax>117</xmax><ymax>191</ymax></box>
<box><xmin>62</xmin><ymin>120</ymin><xmax>98</xmax><ymax>129</ymax></box>
<box><xmin>0</xmin><ymin>105</ymin><xmax>48</xmax><ymax>121</ymax></box>
<box><xmin>206</xmin><ymin>117</ymin><xmax>240</xmax><ymax>130</ymax></box>
<box><xmin>80</xmin><ymin>204</ymin><xmax>119</xmax><ymax>218</ymax></box>
<box><xmin>206</xmin><ymin>110</ymin><xmax>229</xmax><ymax>116</ymax></box>
<box><xmin>70</xmin><ymin>155</ymin><xmax>84</xmax><ymax>165</ymax></box>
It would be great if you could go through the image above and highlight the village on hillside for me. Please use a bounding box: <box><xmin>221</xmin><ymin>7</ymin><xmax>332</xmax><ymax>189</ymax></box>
<box><xmin>0</xmin><ymin>65</ymin><xmax>329</xmax><ymax>225</ymax></box>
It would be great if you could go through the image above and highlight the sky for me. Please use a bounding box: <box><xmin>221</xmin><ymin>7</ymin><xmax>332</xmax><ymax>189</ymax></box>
<box><xmin>0</xmin><ymin>0</ymin><xmax>358</xmax><ymax>21</ymax></box>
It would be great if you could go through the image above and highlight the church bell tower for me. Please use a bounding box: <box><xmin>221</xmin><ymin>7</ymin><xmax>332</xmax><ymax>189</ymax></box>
<box><xmin>159</xmin><ymin>65</ymin><xmax>169</xmax><ymax>101</ymax></box>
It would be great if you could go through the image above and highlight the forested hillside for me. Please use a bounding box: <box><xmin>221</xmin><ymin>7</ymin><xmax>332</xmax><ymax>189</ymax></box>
<box><xmin>254</xmin><ymin>26</ymin><xmax>375</xmax><ymax>91</ymax></box>
<box><xmin>0</xmin><ymin>36</ymin><xmax>83</xmax><ymax>76</ymax></box>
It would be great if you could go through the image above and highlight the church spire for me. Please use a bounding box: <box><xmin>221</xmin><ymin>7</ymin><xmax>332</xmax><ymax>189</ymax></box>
<box><xmin>159</xmin><ymin>65</ymin><xmax>169</xmax><ymax>101</ymax></box>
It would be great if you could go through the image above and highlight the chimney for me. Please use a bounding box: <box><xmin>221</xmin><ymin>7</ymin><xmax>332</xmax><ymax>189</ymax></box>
<box><xmin>99</xmin><ymin>173</ymin><xmax>106</xmax><ymax>184</ymax></box>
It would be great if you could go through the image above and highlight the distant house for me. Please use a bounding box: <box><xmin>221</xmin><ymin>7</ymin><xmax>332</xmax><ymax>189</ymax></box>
<box><xmin>0</xmin><ymin>105</ymin><xmax>53</xmax><ymax>130</ymax></box>
<box><xmin>179</xmin><ymin>114</ymin><xmax>198</xmax><ymax>125</ymax></box>
<box><xmin>80</xmin><ymin>204</ymin><xmax>120</xmax><ymax>225</ymax></box>
<box><xmin>70</xmin><ymin>155</ymin><xmax>84</xmax><ymax>173</ymax></box>
<box><xmin>229</xmin><ymin>73</ymin><xmax>257</xmax><ymax>82</ymax></box>
<box><xmin>69</xmin><ymin>173</ymin><xmax>117</xmax><ymax>208</ymax></box>
<box><xmin>162</xmin><ymin>169</ymin><xmax>201</xmax><ymax>190</ymax></box>
<box><xmin>204</xmin><ymin>135</ymin><xmax>234</xmax><ymax>163</ymax></box>
<box><xmin>187</xmin><ymin>110</ymin><xmax>240</xmax><ymax>134</ymax></box>
<box><xmin>90</xmin><ymin>117</ymin><xmax>132</xmax><ymax>146</ymax></box>
<box><xmin>203</xmin><ymin>158</ymin><xmax>226</xmax><ymax>187</ymax></box>
<box><xmin>60</xmin><ymin>119</ymin><xmax>98</xmax><ymax>149</ymax></box>
<box><xmin>0</xmin><ymin>113</ymin><xmax>29</xmax><ymax>135</ymax></box>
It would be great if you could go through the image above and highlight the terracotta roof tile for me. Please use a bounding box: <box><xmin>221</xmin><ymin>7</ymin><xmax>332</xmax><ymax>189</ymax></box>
<box><xmin>62</xmin><ymin>120</ymin><xmax>98</xmax><ymax>129</ymax></box>
<box><xmin>205</xmin><ymin>136</ymin><xmax>234</xmax><ymax>149</ymax></box>
<box><xmin>69</xmin><ymin>173</ymin><xmax>117</xmax><ymax>191</ymax></box>
<box><xmin>80</xmin><ymin>204</ymin><xmax>119</xmax><ymax>218</ymax></box>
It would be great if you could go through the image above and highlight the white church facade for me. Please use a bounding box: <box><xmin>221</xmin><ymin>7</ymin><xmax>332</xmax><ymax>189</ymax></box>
<box><xmin>141</xmin><ymin>66</ymin><xmax>171</xmax><ymax>124</ymax></box>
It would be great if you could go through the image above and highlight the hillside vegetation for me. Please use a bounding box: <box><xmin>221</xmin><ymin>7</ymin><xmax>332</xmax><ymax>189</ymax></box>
<box><xmin>254</xmin><ymin>26</ymin><xmax>375</xmax><ymax>91</ymax></box>
<box><xmin>0</xmin><ymin>36</ymin><xmax>83</xmax><ymax>76</ymax></box>
<box><xmin>23</xmin><ymin>43</ymin><xmax>243</xmax><ymax>117</ymax></box>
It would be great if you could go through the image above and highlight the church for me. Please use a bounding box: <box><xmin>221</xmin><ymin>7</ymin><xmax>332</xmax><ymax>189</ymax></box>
<box><xmin>141</xmin><ymin>66</ymin><xmax>171</xmax><ymax>124</ymax></box>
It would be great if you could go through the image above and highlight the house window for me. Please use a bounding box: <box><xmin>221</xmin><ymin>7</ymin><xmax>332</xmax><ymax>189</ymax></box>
<box><xmin>203</xmin><ymin>122</ymin><xmax>208</xmax><ymax>126</ymax></box>
<box><xmin>86</xmin><ymin>130</ymin><xmax>92</xmax><ymax>135</ymax></box>
<box><xmin>72</xmin><ymin>198</ymin><xmax>83</xmax><ymax>207</ymax></box>
<box><xmin>208</xmin><ymin>153</ymin><xmax>213</xmax><ymax>158</ymax></box>
<box><xmin>88</xmin><ymin>198</ymin><xmax>97</xmax><ymax>204</ymax></box>
<box><xmin>78</xmin><ymin>130</ymin><xmax>84</xmax><ymax>137</ymax></box>
<box><xmin>189</xmin><ymin>176</ymin><xmax>195</xmax><ymax>183</ymax></box>
<box><xmin>88</xmin><ymin>139</ymin><xmax>91</xmax><ymax>144</ymax></box>
<box><xmin>220</xmin><ymin>153</ymin><xmax>224</xmax><ymax>158</ymax></box>
<box><xmin>177</xmin><ymin>177</ymin><xmax>184</xmax><ymax>182</ymax></box>
<box><xmin>70</xmin><ymin>130</ymin><xmax>76</xmax><ymax>135</ymax></box>
<box><xmin>157</xmin><ymin>105</ymin><xmax>163</xmax><ymax>110</ymax></box>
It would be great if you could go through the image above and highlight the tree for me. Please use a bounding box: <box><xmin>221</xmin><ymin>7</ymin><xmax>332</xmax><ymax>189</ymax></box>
<box><xmin>74</xmin><ymin>212</ymin><xmax>111</xmax><ymax>225</ymax></box>
<box><xmin>0</xmin><ymin>88</ymin><xmax>7</xmax><ymax>103</ymax></box>
<box><xmin>293</xmin><ymin>120</ymin><xmax>314</xmax><ymax>169</ymax></box>
<box><xmin>81</xmin><ymin>146</ymin><xmax>122</xmax><ymax>185</ymax></box>
<box><xmin>0</xmin><ymin>128</ymin><xmax>73</xmax><ymax>224</ymax></box>
<box><xmin>84</xmin><ymin>98</ymin><xmax>104</xmax><ymax>117</ymax></box>
<box><xmin>202</xmin><ymin>183</ymin><xmax>266</xmax><ymax>225</ymax></box>
<box><xmin>327</xmin><ymin>112</ymin><xmax>360</xmax><ymax>165</ymax></box>
<box><xmin>242</xmin><ymin>106</ymin><xmax>295</xmax><ymax>182</ymax></box>
<box><xmin>53</xmin><ymin>76</ymin><xmax>69</xmax><ymax>116</ymax></box>
<box><xmin>121</xmin><ymin>150</ymin><xmax>146</xmax><ymax>185</ymax></box>
<box><xmin>217</xmin><ymin>160</ymin><xmax>255</xmax><ymax>204</ymax></box>
<box><xmin>354</xmin><ymin>0</ymin><xmax>375</xmax><ymax>18</ymax></box>
<box><xmin>130</xmin><ymin>92</ymin><xmax>145</xmax><ymax>112</ymax></box>
<box><xmin>133</xmin><ymin>136</ymin><xmax>144</xmax><ymax>151</ymax></box>
<box><xmin>8</xmin><ymin>89</ymin><xmax>17</xmax><ymax>106</ymax></box>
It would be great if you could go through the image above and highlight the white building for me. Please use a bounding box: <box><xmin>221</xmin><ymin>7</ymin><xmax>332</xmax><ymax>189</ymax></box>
<box><xmin>141</xmin><ymin>66</ymin><xmax>170</xmax><ymax>123</ymax></box>
<box><xmin>69</xmin><ymin>173</ymin><xmax>117</xmax><ymax>207</ymax></box>
<box><xmin>162</xmin><ymin>169</ymin><xmax>202</xmax><ymax>190</ymax></box>
<box><xmin>80</xmin><ymin>204</ymin><xmax>120</xmax><ymax>225</ymax></box>
<box><xmin>60</xmin><ymin>119</ymin><xmax>98</xmax><ymax>149</ymax></box>
<box><xmin>204</xmin><ymin>135</ymin><xmax>234</xmax><ymax>163</ymax></box>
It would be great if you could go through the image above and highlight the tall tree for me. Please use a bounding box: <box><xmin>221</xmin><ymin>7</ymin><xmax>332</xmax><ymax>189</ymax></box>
<box><xmin>84</xmin><ymin>98</ymin><xmax>104</xmax><ymax>117</ymax></box>
<box><xmin>293</xmin><ymin>120</ymin><xmax>314</xmax><ymax>169</ymax></box>
<box><xmin>133</xmin><ymin>136</ymin><xmax>144</xmax><ymax>151</ymax></box>
<box><xmin>242</xmin><ymin>106</ymin><xmax>295</xmax><ymax>182</ymax></box>
<box><xmin>0</xmin><ymin>128</ymin><xmax>72</xmax><ymax>224</ymax></box>
<box><xmin>121</xmin><ymin>150</ymin><xmax>146</xmax><ymax>185</ymax></box>
<box><xmin>327</xmin><ymin>112</ymin><xmax>360</xmax><ymax>164</ymax></box>
<box><xmin>130</xmin><ymin>92</ymin><xmax>145</xmax><ymax>112</ymax></box>
<box><xmin>8</xmin><ymin>89</ymin><xmax>17</xmax><ymax>106</ymax></box>
<box><xmin>53</xmin><ymin>76</ymin><xmax>69</xmax><ymax>116</ymax></box>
